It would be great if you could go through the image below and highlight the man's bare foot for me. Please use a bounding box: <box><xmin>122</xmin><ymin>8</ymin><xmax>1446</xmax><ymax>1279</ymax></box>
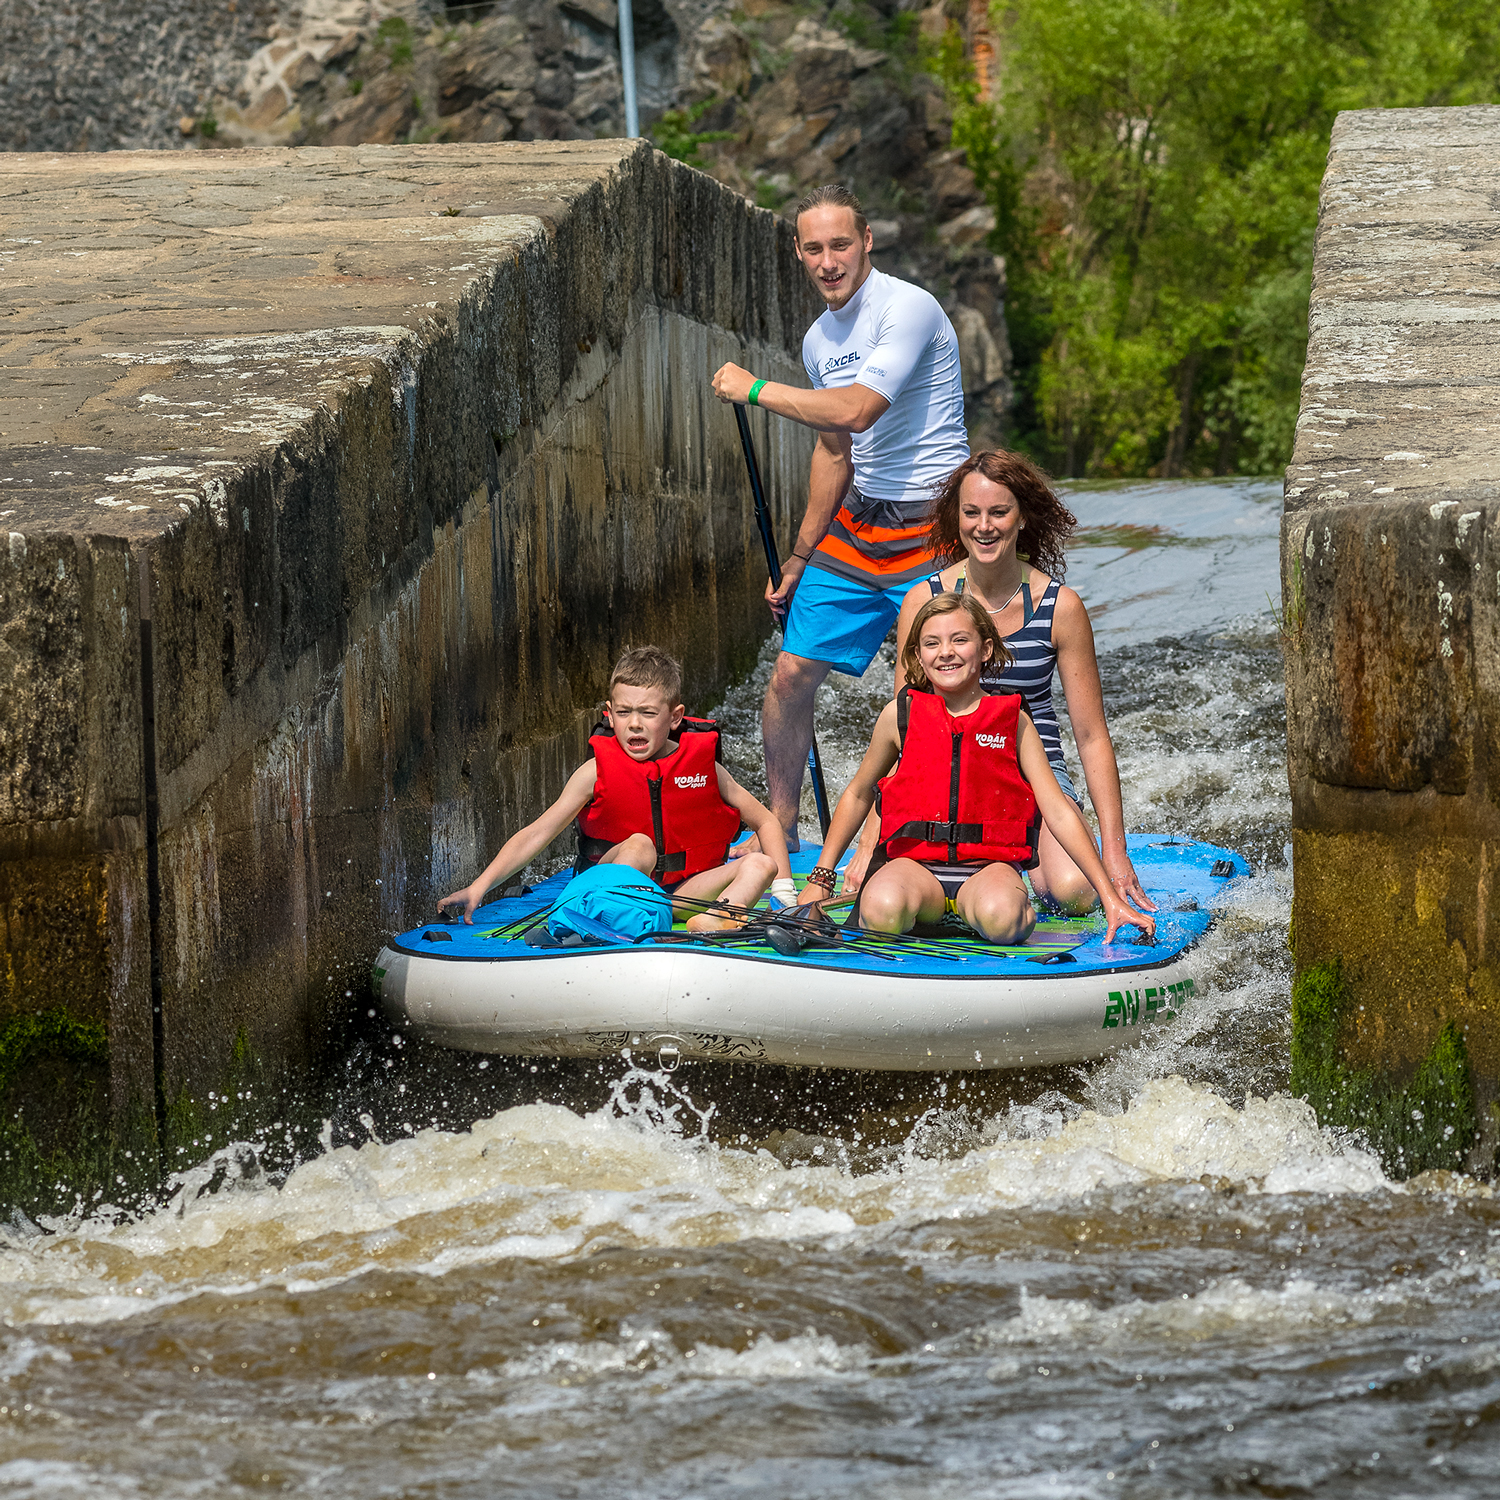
<box><xmin>728</xmin><ymin>829</ymin><xmax>800</xmax><ymax>859</ymax></box>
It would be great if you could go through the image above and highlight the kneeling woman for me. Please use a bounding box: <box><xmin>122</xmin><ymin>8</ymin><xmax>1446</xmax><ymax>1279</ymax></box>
<box><xmin>805</xmin><ymin>594</ymin><xmax>1155</xmax><ymax>946</ymax></box>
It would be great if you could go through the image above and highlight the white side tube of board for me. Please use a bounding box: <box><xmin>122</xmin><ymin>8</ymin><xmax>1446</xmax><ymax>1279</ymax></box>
<box><xmin>619</xmin><ymin>0</ymin><xmax>639</xmax><ymax>138</ymax></box>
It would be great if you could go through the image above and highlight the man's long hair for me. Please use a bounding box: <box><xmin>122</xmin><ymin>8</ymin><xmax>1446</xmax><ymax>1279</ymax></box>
<box><xmin>793</xmin><ymin>183</ymin><xmax>868</xmax><ymax>238</ymax></box>
<box><xmin>925</xmin><ymin>451</ymin><xmax>1077</xmax><ymax>582</ymax></box>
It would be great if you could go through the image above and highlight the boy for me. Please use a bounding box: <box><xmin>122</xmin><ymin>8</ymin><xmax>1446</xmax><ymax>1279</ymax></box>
<box><xmin>438</xmin><ymin>647</ymin><xmax>793</xmax><ymax>932</ymax></box>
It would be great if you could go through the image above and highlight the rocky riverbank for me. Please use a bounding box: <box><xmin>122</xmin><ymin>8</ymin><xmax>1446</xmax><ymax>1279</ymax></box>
<box><xmin>2</xmin><ymin>0</ymin><xmax>1011</xmax><ymax>440</ymax></box>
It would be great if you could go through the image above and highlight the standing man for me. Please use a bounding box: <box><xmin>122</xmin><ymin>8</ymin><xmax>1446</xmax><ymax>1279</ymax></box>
<box><xmin>712</xmin><ymin>183</ymin><xmax>969</xmax><ymax>847</ymax></box>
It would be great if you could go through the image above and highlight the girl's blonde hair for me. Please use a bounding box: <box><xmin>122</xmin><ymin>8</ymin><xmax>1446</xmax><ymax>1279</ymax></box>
<box><xmin>901</xmin><ymin>592</ymin><xmax>1010</xmax><ymax>692</ymax></box>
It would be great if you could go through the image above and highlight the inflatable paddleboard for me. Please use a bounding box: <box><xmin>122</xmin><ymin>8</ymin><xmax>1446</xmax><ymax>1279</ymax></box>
<box><xmin>374</xmin><ymin>836</ymin><xmax>1247</xmax><ymax>1071</ymax></box>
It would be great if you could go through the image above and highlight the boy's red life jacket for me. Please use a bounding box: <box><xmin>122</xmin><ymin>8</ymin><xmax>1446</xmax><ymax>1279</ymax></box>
<box><xmin>575</xmin><ymin>718</ymin><xmax>742</xmax><ymax>887</ymax></box>
<box><xmin>877</xmin><ymin>687</ymin><xmax>1040</xmax><ymax>868</ymax></box>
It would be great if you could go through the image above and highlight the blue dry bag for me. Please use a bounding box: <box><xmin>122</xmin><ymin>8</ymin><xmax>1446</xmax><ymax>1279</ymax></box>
<box><xmin>545</xmin><ymin>864</ymin><xmax>673</xmax><ymax>944</ymax></box>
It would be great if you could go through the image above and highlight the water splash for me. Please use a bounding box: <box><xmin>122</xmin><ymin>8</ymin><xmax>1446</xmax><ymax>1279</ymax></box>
<box><xmin>604</xmin><ymin>1064</ymin><xmax>718</xmax><ymax>1141</ymax></box>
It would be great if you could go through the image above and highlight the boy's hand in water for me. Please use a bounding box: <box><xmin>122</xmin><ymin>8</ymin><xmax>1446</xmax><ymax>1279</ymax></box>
<box><xmin>1101</xmin><ymin>892</ymin><xmax>1155</xmax><ymax>946</ymax></box>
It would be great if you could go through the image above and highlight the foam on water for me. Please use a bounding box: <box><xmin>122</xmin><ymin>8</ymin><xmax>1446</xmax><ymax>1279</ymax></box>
<box><xmin>0</xmin><ymin>1070</ymin><xmax>1405</xmax><ymax>1330</ymax></box>
<box><xmin>981</xmin><ymin>1281</ymin><xmax>1500</xmax><ymax>1373</ymax></box>
<box><xmin>486</xmin><ymin>1328</ymin><xmax>871</xmax><ymax>1387</ymax></box>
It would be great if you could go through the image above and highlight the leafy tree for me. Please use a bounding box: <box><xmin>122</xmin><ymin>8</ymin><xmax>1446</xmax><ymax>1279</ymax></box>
<box><xmin>937</xmin><ymin>0</ymin><xmax>1500</xmax><ymax>476</ymax></box>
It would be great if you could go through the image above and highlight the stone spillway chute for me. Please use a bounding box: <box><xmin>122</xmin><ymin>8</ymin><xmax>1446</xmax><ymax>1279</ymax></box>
<box><xmin>0</xmin><ymin>140</ymin><xmax>818</xmax><ymax>1140</ymax></box>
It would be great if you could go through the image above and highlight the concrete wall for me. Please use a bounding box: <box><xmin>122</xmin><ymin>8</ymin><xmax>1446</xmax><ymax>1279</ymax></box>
<box><xmin>1284</xmin><ymin>106</ymin><xmax>1500</xmax><ymax>1175</ymax></box>
<box><xmin>1</xmin><ymin>140</ymin><xmax>817</xmax><ymax>1124</ymax></box>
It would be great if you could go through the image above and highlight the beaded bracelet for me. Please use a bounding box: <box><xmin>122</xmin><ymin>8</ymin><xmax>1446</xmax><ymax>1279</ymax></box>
<box><xmin>806</xmin><ymin>865</ymin><xmax>839</xmax><ymax>891</ymax></box>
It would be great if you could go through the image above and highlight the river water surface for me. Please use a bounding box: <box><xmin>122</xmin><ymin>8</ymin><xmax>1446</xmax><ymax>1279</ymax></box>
<box><xmin>3</xmin><ymin>480</ymin><xmax>1498</xmax><ymax>1497</ymax></box>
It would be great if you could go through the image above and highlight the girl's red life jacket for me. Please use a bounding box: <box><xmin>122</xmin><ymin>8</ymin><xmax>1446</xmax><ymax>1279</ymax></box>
<box><xmin>877</xmin><ymin>687</ymin><xmax>1040</xmax><ymax>867</ymax></box>
<box><xmin>575</xmin><ymin>718</ymin><xmax>743</xmax><ymax>887</ymax></box>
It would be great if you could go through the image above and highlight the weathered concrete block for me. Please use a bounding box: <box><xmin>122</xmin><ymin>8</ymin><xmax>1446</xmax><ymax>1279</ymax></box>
<box><xmin>0</xmin><ymin>533</ymin><xmax>153</xmax><ymax>1123</ymax></box>
<box><xmin>1</xmin><ymin>140</ymin><xmax>817</xmax><ymax>1132</ymax></box>
<box><xmin>1284</xmin><ymin>106</ymin><xmax>1500</xmax><ymax>1173</ymax></box>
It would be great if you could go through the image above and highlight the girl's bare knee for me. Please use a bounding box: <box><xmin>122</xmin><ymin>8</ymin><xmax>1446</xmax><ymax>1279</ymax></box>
<box><xmin>1032</xmin><ymin>848</ymin><xmax>1095</xmax><ymax>907</ymax></box>
<box><xmin>969</xmin><ymin>891</ymin><xmax>1034</xmax><ymax>943</ymax></box>
<box><xmin>860</xmin><ymin>884</ymin><xmax>906</xmax><ymax>933</ymax></box>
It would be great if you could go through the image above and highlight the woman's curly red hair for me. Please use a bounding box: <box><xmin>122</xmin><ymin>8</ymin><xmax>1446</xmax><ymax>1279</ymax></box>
<box><xmin>925</xmin><ymin>451</ymin><xmax>1077</xmax><ymax>581</ymax></box>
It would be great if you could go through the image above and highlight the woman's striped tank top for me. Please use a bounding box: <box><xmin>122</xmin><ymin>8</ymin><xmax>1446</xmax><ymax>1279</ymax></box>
<box><xmin>927</xmin><ymin>571</ymin><xmax>1067</xmax><ymax>772</ymax></box>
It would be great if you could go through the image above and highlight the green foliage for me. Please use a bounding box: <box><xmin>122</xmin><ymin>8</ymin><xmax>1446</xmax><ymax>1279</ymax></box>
<box><xmin>0</xmin><ymin>1017</ymin><xmax>318</xmax><ymax>1222</ymax></box>
<box><xmin>651</xmin><ymin>98</ymin><xmax>736</xmax><ymax>169</ymax></box>
<box><xmin>830</xmin><ymin>1</ymin><xmax>922</xmax><ymax>71</ymax></box>
<box><xmin>377</xmin><ymin>15</ymin><xmax>414</xmax><ymax>68</ymax></box>
<box><xmin>157</xmin><ymin>1028</ymin><xmax>273</xmax><ymax>1172</ymax></box>
<box><xmin>754</xmin><ymin>177</ymin><xmax>790</xmax><ymax>212</ymax></box>
<box><xmin>1291</xmin><ymin>958</ymin><xmax>1479</xmax><ymax>1177</ymax></box>
<box><xmin>349</xmin><ymin>77</ymin><xmax>364</xmax><ymax>97</ymax></box>
<box><xmin>196</xmin><ymin>114</ymin><xmax>218</xmax><ymax>140</ymax></box>
<box><xmin>933</xmin><ymin>0</ymin><xmax>1500</xmax><ymax>476</ymax></box>
<box><xmin>1272</xmin><ymin>549</ymin><xmax>1306</xmax><ymax>647</ymax></box>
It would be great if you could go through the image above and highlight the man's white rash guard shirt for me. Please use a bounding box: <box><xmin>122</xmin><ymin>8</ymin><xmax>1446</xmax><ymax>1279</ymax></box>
<box><xmin>801</xmin><ymin>268</ymin><xmax>969</xmax><ymax>506</ymax></box>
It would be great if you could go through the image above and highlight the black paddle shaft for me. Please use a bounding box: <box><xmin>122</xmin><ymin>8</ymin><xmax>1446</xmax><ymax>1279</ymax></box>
<box><xmin>733</xmin><ymin>404</ymin><xmax>832</xmax><ymax>838</ymax></box>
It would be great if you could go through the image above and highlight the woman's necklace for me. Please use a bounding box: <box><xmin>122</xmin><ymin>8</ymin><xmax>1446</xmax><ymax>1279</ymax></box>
<box><xmin>956</xmin><ymin>566</ymin><xmax>1027</xmax><ymax>616</ymax></box>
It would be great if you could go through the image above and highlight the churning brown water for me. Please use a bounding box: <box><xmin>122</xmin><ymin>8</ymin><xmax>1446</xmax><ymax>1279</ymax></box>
<box><xmin>3</xmin><ymin>481</ymin><xmax>1497</xmax><ymax>1497</ymax></box>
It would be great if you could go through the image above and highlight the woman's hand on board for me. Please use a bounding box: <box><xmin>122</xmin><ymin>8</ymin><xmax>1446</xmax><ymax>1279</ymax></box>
<box><xmin>1100</xmin><ymin>889</ymin><xmax>1155</xmax><ymax>946</ymax></box>
<box><xmin>799</xmin><ymin>878</ymin><xmax>836</xmax><ymax>911</ymax></box>
<box><xmin>1103</xmin><ymin>851</ymin><xmax>1158</xmax><ymax>912</ymax></box>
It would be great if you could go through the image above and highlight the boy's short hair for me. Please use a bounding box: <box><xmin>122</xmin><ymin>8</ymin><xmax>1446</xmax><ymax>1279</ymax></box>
<box><xmin>608</xmin><ymin>645</ymin><xmax>683</xmax><ymax>706</ymax></box>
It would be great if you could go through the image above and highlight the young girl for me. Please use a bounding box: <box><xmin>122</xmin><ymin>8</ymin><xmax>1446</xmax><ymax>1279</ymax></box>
<box><xmin>803</xmin><ymin>594</ymin><xmax>1155</xmax><ymax>946</ymax></box>
<box><xmin>842</xmin><ymin>450</ymin><xmax>1155</xmax><ymax>919</ymax></box>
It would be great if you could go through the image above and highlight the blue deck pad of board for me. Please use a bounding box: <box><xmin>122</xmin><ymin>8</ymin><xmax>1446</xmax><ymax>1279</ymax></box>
<box><xmin>394</xmin><ymin>836</ymin><xmax>1248</xmax><ymax>983</ymax></box>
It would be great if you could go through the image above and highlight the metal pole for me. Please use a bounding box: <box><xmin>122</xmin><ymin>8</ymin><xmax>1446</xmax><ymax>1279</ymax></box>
<box><xmin>618</xmin><ymin>0</ymin><xmax>640</xmax><ymax>138</ymax></box>
<box><xmin>733</xmin><ymin>405</ymin><xmax>832</xmax><ymax>840</ymax></box>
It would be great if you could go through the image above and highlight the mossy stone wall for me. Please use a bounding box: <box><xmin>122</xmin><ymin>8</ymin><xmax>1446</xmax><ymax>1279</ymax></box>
<box><xmin>1284</xmin><ymin>107</ymin><xmax>1500</xmax><ymax>1176</ymax></box>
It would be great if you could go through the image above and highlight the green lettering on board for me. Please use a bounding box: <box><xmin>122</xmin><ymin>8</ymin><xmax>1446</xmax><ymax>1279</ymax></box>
<box><xmin>1103</xmin><ymin>977</ymin><xmax>1194</xmax><ymax>1028</ymax></box>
